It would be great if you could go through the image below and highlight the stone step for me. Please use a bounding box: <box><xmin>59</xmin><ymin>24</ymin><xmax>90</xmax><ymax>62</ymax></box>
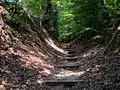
<box><xmin>67</xmin><ymin>51</ymin><xmax>76</xmax><ymax>54</ymax></box>
<box><xmin>47</xmin><ymin>70</ymin><xmax>85</xmax><ymax>80</ymax></box>
<box><xmin>63</xmin><ymin>46</ymin><xmax>71</xmax><ymax>49</ymax></box>
<box><xmin>39</xmin><ymin>79</ymin><xmax>85</xmax><ymax>86</ymax></box>
<box><xmin>64</xmin><ymin>48</ymin><xmax>73</xmax><ymax>51</ymax></box>
<box><xmin>57</xmin><ymin>62</ymin><xmax>80</xmax><ymax>68</ymax></box>
<box><xmin>65</xmin><ymin>54</ymin><xmax>76</xmax><ymax>57</ymax></box>
<box><xmin>60</xmin><ymin>56</ymin><xmax>79</xmax><ymax>61</ymax></box>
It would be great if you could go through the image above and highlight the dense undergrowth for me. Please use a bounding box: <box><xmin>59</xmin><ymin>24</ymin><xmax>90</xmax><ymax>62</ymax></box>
<box><xmin>54</xmin><ymin>0</ymin><xmax>120</xmax><ymax>41</ymax></box>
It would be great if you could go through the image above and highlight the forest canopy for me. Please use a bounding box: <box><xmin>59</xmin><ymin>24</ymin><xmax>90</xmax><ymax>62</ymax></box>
<box><xmin>2</xmin><ymin>0</ymin><xmax>120</xmax><ymax>41</ymax></box>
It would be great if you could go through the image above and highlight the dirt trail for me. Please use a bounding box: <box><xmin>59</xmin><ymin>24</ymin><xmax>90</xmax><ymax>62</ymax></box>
<box><xmin>37</xmin><ymin>42</ymin><xmax>120</xmax><ymax>90</ymax></box>
<box><xmin>0</xmin><ymin>39</ymin><xmax>120</xmax><ymax>90</ymax></box>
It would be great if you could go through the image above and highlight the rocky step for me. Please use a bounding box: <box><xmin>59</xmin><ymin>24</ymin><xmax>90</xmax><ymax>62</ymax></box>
<box><xmin>47</xmin><ymin>69</ymin><xmax>85</xmax><ymax>80</ymax></box>
<box><xmin>67</xmin><ymin>51</ymin><xmax>76</xmax><ymax>54</ymax></box>
<box><xmin>65</xmin><ymin>54</ymin><xmax>77</xmax><ymax>57</ymax></box>
<box><xmin>39</xmin><ymin>82</ymin><xmax>89</xmax><ymax>90</ymax></box>
<box><xmin>57</xmin><ymin>62</ymin><xmax>80</xmax><ymax>68</ymax></box>
<box><xmin>60</xmin><ymin>56</ymin><xmax>79</xmax><ymax>61</ymax></box>
<box><xmin>40</xmin><ymin>79</ymin><xmax>86</xmax><ymax>86</ymax></box>
<box><xmin>64</xmin><ymin>49</ymin><xmax>73</xmax><ymax>51</ymax></box>
<box><xmin>63</xmin><ymin>47</ymin><xmax>71</xmax><ymax>49</ymax></box>
<box><xmin>38</xmin><ymin>69</ymin><xmax>86</xmax><ymax>86</ymax></box>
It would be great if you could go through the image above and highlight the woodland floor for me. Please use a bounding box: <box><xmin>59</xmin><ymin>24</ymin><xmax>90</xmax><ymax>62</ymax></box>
<box><xmin>0</xmin><ymin>32</ymin><xmax>120</xmax><ymax>90</ymax></box>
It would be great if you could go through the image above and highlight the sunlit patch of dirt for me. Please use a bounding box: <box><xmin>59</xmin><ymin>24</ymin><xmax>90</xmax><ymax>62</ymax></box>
<box><xmin>0</xmin><ymin>45</ymin><xmax>55</xmax><ymax>75</ymax></box>
<box><xmin>0</xmin><ymin>31</ymin><xmax>58</xmax><ymax>89</ymax></box>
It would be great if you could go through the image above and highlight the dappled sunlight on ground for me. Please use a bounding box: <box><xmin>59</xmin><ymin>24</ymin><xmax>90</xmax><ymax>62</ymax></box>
<box><xmin>0</xmin><ymin>46</ymin><xmax>55</xmax><ymax>76</ymax></box>
<box><xmin>54</xmin><ymin>70</ymin><xmax>85</xmax><ymax>79</ymax></box>
<box><xmin>0</xmin><ymin>42</ymin><xmax>56</xmax><ymax>89</ymax></box>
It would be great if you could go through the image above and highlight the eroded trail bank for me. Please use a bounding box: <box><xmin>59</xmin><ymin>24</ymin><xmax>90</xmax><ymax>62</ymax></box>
<box><xmin>0</xmin><ymin>24</ymin><xmax>69</xmax><ymax>90</ymax></box>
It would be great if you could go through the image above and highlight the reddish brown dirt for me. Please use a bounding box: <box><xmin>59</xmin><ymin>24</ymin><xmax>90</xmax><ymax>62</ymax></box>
<box><xmin>0</xmin><ymin>29</ymin><xmax>63</xmax><ymax>89</ymax></box>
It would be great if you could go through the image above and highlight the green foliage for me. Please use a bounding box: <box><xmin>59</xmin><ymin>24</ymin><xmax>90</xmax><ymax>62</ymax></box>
<box><xmin>21</xmin><ymin>0</ymin><xmax>43</xmax><ymax>16</ymax></box>
<box><xmin>73</xmin><ymin>0</ymin><xmax>105</xmax><ymax>40</ymax></box>
<box><xmin>3</xmin><ymin>0</ymin><xmax>120</xmax><ymax>41</ymax></box>
<box><xmin>104</xmin><ymin>0</ymin><xmax>120</xmax><ymax>15</ymax></box>
<box><xmin>53</xmin><ymin>0</ymin><xmax>104</xmax><ymax>40</ymax></box>
<box><xmin>53</xmin><ymin>0</ymin><xmax>75</xmax><ymax>40</ymax></box>
<box><xmin>56</xmin><ymin>0</ymin><xmax>120</xmax><ymax>41</ymax></box>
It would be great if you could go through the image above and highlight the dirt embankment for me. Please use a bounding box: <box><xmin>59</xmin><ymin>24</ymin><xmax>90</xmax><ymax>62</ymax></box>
<box><xmin>0</xmin><ymin>26</ymin><xmax>65</xmax><ymax>89</ymax></box>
